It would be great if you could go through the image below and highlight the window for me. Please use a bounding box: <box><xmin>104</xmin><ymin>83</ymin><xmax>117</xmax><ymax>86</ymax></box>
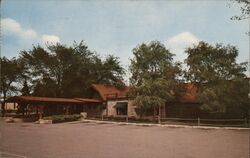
<box><xmin>114</xmin><ymin>102</ymin><xmax>128</xmax><ymax>115</ymax></box>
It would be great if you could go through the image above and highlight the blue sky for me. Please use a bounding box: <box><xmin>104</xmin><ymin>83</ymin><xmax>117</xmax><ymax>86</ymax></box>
<box><xmin>1</xmin><ymin>0</ymin><xmax>249</xmax><ymax>78</ymax></box>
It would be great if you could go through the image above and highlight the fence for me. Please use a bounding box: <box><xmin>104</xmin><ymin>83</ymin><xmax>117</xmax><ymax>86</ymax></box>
<box><xmin>93</xmin><ymin>115</ymin><xmax>249</xmax><ymax>128</ymax></box>
<box><xmin>160</xmin><ymin>117</ymin><xmax>249</xmax><ymax>128</ymax></box>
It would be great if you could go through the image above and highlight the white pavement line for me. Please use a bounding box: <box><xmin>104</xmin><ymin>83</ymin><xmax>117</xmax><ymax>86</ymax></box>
<box><xmin>84</xmin><ymin>119</ymin><xmax>250</xmax><ymax>130</ymax></box>
<box><xmin>0</xmin><ymin>151</ymin><xmax>27</xmax><ymax>158</ymax></box>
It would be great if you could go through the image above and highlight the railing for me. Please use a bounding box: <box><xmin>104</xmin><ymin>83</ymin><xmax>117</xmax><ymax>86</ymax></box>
<box><xmin>90</xmin><ymin>115</ymin><xmax>249</xmax><ymax>128</ymax></box>
<box><xmin>96</xmin><ymin>116</ymin><xmax>249</xmax><ymax>127</ymax></box>
<box><xmin>160</xmin><ymin>117</ymin><xmax>249</xmax><ymax>127</ymax></box>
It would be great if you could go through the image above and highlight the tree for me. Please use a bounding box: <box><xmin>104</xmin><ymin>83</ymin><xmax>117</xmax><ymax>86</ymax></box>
<box><xmin>20</xmin><ymin>41</ymin><xmax>125</xmax><ymax>98</ymax></box>
<box><xmin>97</xmin><ymin>55</ymin><xmax>125</xmax><ymax>86</ymax></box>
<box><xmin>21</xmin><ymin>79</ymin><xmax>30</xmax><ymax>96</ymax></box>
<box><xmin>130</xmin><ymin>41</ymin><xmax>184</xmax><ymax>118</ymax></box>
<box><xmin>185</xmin><ymin>41</ymin><xmax>248</xmax><ymax>116</ymax></box>
<box><xmin>20</xmin><ymin>42</ymin><xmax>94</xmax><ymax>97</ymax></box>
<box><xmin>0</xmin><ymin>57</ymin><xmax>23</xmax><ymax>116</ymax></box>
<box><xmin>231</xmin><ymin>0</ymin><xmax>250</xmax><ymax>20</ymax></box>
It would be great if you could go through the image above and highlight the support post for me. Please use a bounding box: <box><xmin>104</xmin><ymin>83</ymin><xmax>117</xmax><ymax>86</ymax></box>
<box><xmin>106</xmin><ymin>102</ymin><xmax>108</xmax><ymax>116</ymax></box>
<box><xmin>39</xmin><ymin>105</ymin><xmax>44</xmax><ymax>119</ymax></box>
<box><xmin>162</xmin><ymin>104</ymin><xmax>166</xmax><ymax>118</ymax></box>
<box><xmin>22</xmin><ymin>104</ymin><xmax>25</xmax><ymax>118</ymax></box>
<box><xmin>198</xmin><ymin>117</ymin><xmax>200</xmax><ymax>126</ymax></box>
<box><xmin>36</xmin><ymin>106</ymin><xmax>38</xmax><ymax>115</ymax></box>
<box><xmin>245</xmin><ymin>118</ymin><xmax>248</xmax><ymax>128</ymax></box>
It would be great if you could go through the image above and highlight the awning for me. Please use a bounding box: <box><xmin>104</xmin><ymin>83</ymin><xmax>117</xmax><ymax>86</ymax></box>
<box><xmin>74</xmin><ymin>98</ymin><xmax>102</xmax><ymax>103</ymax></box>
<box><xmin>113</xmin><ymin>102</ymin><xmax>128</xmax><ymax>108</ymax></box>
<box><xmin>6</xmin><ymin>96</ymin><xmax>101</xmax><ymax>104</ymax></box>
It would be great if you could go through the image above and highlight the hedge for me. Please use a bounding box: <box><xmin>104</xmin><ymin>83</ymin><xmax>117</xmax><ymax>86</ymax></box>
<box><xmin>43</xmin><ymin>114</ymin><xmax>82</xmax><ymax>123</ymax></box>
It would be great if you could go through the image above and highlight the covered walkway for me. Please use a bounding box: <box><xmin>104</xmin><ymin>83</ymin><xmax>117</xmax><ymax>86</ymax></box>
<box><xmin>6</xmin><ymin>96</ymin><xmax>102</xmax><ymax>118</ymax></box>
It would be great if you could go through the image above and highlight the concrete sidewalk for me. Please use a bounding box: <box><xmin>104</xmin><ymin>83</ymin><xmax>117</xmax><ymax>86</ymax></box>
<box><xmin>81</xmin><ymin>119</ymin><xmax>250</xmax><ymax>130</ymax></box>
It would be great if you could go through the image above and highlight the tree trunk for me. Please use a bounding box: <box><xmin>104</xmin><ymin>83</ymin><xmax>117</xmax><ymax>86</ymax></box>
<box><xmin>1</xmin><ymin>93</ymin><xmax>7</xmax><ymax>117</ymax></box>
<box><xmin>158</xmin><ymin>105</ymin><xmax>161</xmax><ymax>124</ymax></box>
<box><xmin>1</xmin><ymin>102</ymin><xmax>5</xmax><ymax>117</ymax></box>
<box><xmin>22</xmin><ymin>105</ymin><xmax>25</xmax><ymax>118</ymax></box>
<box><xmin>153</xmin><ymin>107</ymin><xmax>156</xmax><ymax>120</ymax></box>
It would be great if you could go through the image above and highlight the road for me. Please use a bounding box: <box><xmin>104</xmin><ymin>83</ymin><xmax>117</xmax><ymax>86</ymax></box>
<box><xmin>0</xmin><ymin>121</ymin><xmax>249</xmax><ymax>158</ymax></box>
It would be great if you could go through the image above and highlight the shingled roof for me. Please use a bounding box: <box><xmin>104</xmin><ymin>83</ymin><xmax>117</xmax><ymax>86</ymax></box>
<box><xmin>7</xmin><ymin>83</ymin><xmax>198</xmax><ymax>105</ymax></box>
<box><xmin>91</xmin><ymin>83</ymin><xmax>198</xmax><ymax>103</ymax></box>
<box><xmin>91</xmin><ymin>84</ymin><xmax>129</xmax><ymax>101</ymax></box>
<box><xmin>179</xmin><ymin>83</ymin><xmax>198</xmax><ymax>103</ymax></box>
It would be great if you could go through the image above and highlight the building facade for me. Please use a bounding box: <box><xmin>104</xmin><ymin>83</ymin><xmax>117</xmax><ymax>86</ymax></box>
<box><xmin>6</xmin><ymin>83</ymin><xmax>201</xmax><ymax>119</ymax></box>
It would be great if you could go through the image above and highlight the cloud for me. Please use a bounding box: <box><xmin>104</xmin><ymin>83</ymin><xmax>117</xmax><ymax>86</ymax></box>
<box><xmin>166</xmin><ymin>32</ymin><xmax>200</xmax><ymax>62</ymax></box>
<box><xmin>42</xmin><ymin>34</ymin><xmax>60</xmax><ymax>43</ymax></box>
<box><xmin>21</xmin><ymin>29</ymin><xmax>37</xmax><ymax>39</ymax></box>
<box><xmin>1</xmin><ymin>18</ymin><xmax>60</xmax><ymax>44</ymax></box>
<box><xmin>167</xmin><ymin>32</ymin><xmax>199</xmax><ymax>46</ymax></box>
<box><xmin>1</xmin><ymin>18</ymin><xmax>37</xmax><ymax>39</ymax></box>
<box><xmin>1</xmin><ymin>18</ymin><xmax>21</xmax><ymax>34</ymax></box>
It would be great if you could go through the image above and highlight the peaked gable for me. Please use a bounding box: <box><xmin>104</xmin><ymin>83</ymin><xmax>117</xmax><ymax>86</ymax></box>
<box><xmin>91</xmin><ymin>84</ymin><xmax>129</xmax><ymax>101</ymax></box>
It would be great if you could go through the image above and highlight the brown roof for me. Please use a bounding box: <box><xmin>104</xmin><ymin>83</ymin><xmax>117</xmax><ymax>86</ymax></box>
<box><xmin>179</xmin><ymin>83</ymin><xmax>198</xmax><ymax>103</ymax></box>
<box><xmin>6</xmin><ymin>96</ymin><xmax>101</xmax><ymax>104</ymax></box>
<box><xmin>74</xmin><ymin>98</ymin><xmax>102</xmax><ymax>103</ymax></box>
<box><xmin>91</xmin><ymin>83</ymin><xmax>198</xmax><ymax>103</ymax></box>
<box><xmin>91</xmin><ymin>84</ymin><xmax>129</xmax><ymax>101</ymax></box>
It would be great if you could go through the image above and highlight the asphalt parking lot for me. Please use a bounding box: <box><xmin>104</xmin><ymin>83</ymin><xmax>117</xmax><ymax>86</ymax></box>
<box><xmin>0</xmin><ymin>121</ymin><xmax>249</xmax><ymax>158</ymax></box>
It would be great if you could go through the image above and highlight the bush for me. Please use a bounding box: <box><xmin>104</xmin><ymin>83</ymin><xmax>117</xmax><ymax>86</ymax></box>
<box><xmin>43</xmin><ymin>114</ymin><xmax>81</xmax><ymax>123</ymax></box>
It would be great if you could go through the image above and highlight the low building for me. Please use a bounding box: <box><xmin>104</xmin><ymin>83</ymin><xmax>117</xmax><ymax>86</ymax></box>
<box><xmin>6</xmin><ymin>83</ymin><xmax>201</xmax><ymax>119</ymax></box>
<box><xmin>90</xmin><ymin>84</ymin><xmax>137</xmax><ymax>117</ymax></box>
<box><xmin>90</xmin><ymin>83</ymin><xmax>200</xmax><ymax>118</ymax></box>
<box><xmin>165</xmin><ymin>83</ymin><xmax>200</xmax><ymax>118</ymax></box>
<box><xmin>6</xmin><ymin>96</ymin><xmax>102</xmax><ymax>117</ymax></box>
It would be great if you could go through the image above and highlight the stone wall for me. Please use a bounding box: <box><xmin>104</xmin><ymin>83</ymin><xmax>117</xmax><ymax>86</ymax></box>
<box><xmin>106</xmin><ymin>99</ymin><xmax>137</xmax><ymax>117</ymax></box>
<box><xmin>127</xmin><ymin>100</ymin><xmax>137</xmax><ymax>117</ymax></box>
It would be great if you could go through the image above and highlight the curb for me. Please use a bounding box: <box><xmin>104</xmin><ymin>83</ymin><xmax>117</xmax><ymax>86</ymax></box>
<box><xmin>83</xmin><ymin>119</ymin><xmax>250</xmax><ymax>130</ymax></box>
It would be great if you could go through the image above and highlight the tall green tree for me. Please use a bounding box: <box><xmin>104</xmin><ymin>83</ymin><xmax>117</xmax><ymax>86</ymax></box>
<box><xmin>20</xmin><ymin>41</ymin><xmax>125</xmax><ymax>98</ymax></box>
<box><xmin>0</xmin><ymin>57</ymin><xmax>23</xmax><ymax>116</ymax></box>
<box><xmin>185</xmin><ymin>41</ymin><xmax>248</xmax><ymax>116</ymax></box>
<box><xmin>97</xmin><ymin>55</ymin><xmax>125</xmax><ymax>86</ymax></box>
<box><xmin>130</xmin><ymin>41</ymin><xmax>184</xmax><ymax>117</ymax></box>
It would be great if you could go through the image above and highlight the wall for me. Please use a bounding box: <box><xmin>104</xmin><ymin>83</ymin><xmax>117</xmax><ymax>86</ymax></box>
<box><xmin>0</xmin><ymin>103</ymin><xmax>16</xmax><ymax>111</ymax></box>
<box><xmin>106</xmin><ymin>99</ymin><xmax>137</xmax><ymax>117</ymax></box>
<box><xmin>165</xmin><ymin>102</ymin><xmax>201</xmax><ymax>118</ymax></box>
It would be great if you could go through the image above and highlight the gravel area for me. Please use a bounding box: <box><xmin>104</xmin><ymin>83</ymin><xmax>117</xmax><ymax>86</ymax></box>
<box><xmin>0</xmin><ymin>121</ymin><xmax>249</xmax><ymax>158</ymax></box>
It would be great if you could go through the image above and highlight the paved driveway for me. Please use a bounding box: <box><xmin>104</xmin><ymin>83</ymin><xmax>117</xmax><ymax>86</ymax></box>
<box><xmin>0</xmin><ymin>121</ymin><xmax>249</xmax><ymax>158</ymax></box>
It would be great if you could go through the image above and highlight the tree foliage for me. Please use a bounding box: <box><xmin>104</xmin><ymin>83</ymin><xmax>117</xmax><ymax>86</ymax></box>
<box><xmin>19</xmin><ymin>41</ymin><xmax>125</xmax><ymax>98</ymax></box>
<box><xmin>0</xmin><ymin>57</ymin><xmax>24</xmax><ymax>115</ymax></box>
<box><xmin>21</xmin><ymin>79</ymin><xmax>30</xmax><ymax>96</ymax></box>
<box><xmin>231</xmin><ymin>0</ymin><xmax>250</xmax><ymax>20</ymax></box>
<box><xmin>1</xmin><ymin>39</ymin><xmax>248</xmax><ymax>118</ymax></box>
<box><xmin>185</xmin><ymin>41</ymin><xmax>248</xmax><ymax>115</ymax></box>
<box><xmin>130</xmin><ymin>41</ymin><xmax>184</xmax><ymax>117</ymax></box>
<box><xmin>130</xmin><ymin>41</ymin><xmax>175</xmax><ymax>85</ymax></box>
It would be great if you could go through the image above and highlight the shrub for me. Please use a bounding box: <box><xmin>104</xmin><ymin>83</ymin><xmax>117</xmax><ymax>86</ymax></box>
<box><xmin>43</xmin><ymin>114</ymin><xmax>81</xmax><ymax>123</ymax></box>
